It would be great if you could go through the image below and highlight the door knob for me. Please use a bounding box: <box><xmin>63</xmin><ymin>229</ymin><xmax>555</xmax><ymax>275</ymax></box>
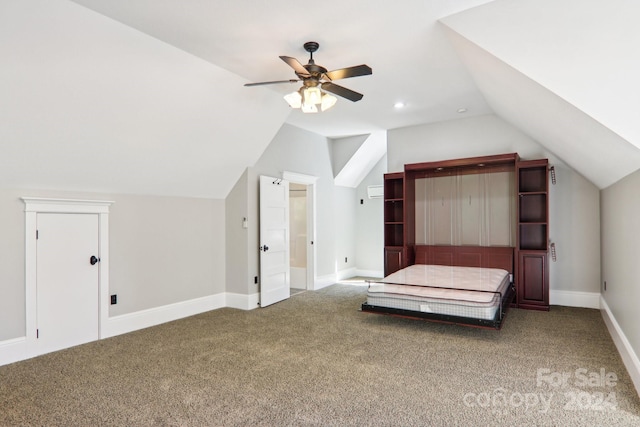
<box><xmin>90</xmin><ymin>255</ymin><xmax>100</xmax><ymax>265</ymax></box>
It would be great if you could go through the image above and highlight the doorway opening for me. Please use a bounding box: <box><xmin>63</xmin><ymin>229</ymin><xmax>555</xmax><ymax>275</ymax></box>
<box><xmin>282</xmin><ymin>171</ymin><xmax>317</xmax><ymax>292</ymax></box>
<box><xmin>289</xmin><ymin>183</ymin><xmax>307</xmax><ymax>292</ymax></box>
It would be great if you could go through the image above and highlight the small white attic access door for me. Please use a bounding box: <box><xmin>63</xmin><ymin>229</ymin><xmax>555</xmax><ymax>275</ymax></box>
<box><xmin>22</xmin><ymin>197</ymin><xmax>113</xmax><ymax>357</ymax></box>
<box><xmin>259</xmin><ymin>176</ymin><xmax>290</xmax><ymax>307</ymax></box>
<box><xmin>36</xmin><ymin>213</ymin><xmax>100</xmax><ymax>355</ymax></box>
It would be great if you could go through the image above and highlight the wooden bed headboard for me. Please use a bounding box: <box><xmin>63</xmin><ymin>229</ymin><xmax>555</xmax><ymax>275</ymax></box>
<box><xmin>414</xmin><ymin>245</ymin><xmax>514</xmax><ymax>275</ymax></box>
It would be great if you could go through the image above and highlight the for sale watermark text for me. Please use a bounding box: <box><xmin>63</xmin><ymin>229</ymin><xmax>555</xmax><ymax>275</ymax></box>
<box><xmin>537</xmin><ymin>368</ymin><xmax>617</xmax><ymax>388</ymax></box>
<box><xmin>463</xmin><ymin>368</ymin><xmax>619</xmax><ymax>413</ymax></box>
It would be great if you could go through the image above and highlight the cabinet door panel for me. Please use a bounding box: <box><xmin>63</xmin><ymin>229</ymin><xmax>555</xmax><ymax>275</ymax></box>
<box><xmin>432</xmin><ymin>249</ymin><xmax>454</xmax><ymax>266</ymax></box>
<box><xmin>519</xmin><ymin>252</ymin><xmax>547</xmax><ymax>305</ymax></box>
<box><xmin>458</xmin><ymin>249</ymin><xmax>482</xmax><ymax>268</ymax></box>
<box><xmin>384</xmin><ymin>247</ymin><xmax>404</xmax><ymax>276</ymax></box>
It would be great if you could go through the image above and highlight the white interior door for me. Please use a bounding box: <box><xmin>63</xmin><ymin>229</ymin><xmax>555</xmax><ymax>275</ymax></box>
<box><xmin>259</xmin><ymin>176</ymin><xmax>290</xmax><ymax>307</ymax></box>
<box><xmin>36</xmin><ymin>213</ymin><xmax>100</xmax><ymax>355</ymax></box>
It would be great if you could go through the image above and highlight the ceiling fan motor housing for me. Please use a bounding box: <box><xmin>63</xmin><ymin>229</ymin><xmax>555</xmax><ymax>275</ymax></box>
<box><xmin>304</xmin><ymin>63</ymin><xmax>327</xmax><ymax>76</ymax></box>
<box><xmin>303</xmin><ymin>41</ymin><xmax>319</xmax><ymax>54</ymax></box>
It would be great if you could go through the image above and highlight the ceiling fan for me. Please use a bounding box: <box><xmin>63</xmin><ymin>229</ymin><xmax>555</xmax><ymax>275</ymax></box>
<box><xmin>244</xmin><ymin>41</ymin><xmax>372</xmax><ymax>112</ymax></box>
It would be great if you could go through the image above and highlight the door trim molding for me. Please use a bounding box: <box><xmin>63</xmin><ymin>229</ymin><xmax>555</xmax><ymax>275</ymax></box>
<box><xmin>22</xmin><ymin>197</ymin><xmax>114</xmax><ymax>357</ymax></box>
<box><xmin>282</xmin><ymin>171</ymin><xmax>318</xmax><ymax>185</ymax></box>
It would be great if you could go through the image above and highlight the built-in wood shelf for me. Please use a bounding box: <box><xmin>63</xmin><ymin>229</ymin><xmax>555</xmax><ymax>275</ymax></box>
<box><xmin>516</xmin><ymin>159</ymin><xmax>549</xmax><ymax>310</ymax></box>
<box><xmin>383</xmin><ymin>173</ymin><xmax>407</xmax><ymax>275</ymax></box>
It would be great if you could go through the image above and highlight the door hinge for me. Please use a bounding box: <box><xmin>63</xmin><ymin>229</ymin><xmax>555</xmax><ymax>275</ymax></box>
<box><xmin>36</xmin><ymin>329</ymin><xmax>39</xmax><ymax>339</ymax></box>
<box><xmin>36</xmin><ymin>230</ymin><xmax>39</xmax><ymax>240</ymax></box>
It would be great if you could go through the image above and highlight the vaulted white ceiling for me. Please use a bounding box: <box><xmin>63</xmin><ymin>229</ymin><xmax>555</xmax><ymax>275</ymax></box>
<box><xmin>1</xmin><ymin>0</ymin><xmax>289</xmax><ymax>198</ymax></box>
<box><xmin>2</xmin><ymin>0</ymin><xmax>639</xmax><ymax>198</ymax></box>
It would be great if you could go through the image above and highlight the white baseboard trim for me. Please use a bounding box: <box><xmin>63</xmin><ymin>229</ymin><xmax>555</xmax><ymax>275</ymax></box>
<box><xmin>101</xmin><ymin>293</ymin><xmax>226</xmax><ymax>339</ymax></box>
<box><xmin>0</xmin><ymin>337</ymin><xmax>28</xmax><ymax>367</ymax></box>
<box><xmin>336</xmin><ymin>267</ymin><xmax>357</xmax><ymax>281</ymax></box>
<box><xmin>314</xmin><ymin>273</ymin><xmax>337</xmax><ymax>290</ymax></box>
<box><xmin>226</xmin><ymin>292</ymin><xmax>260</xmax><ymax>310</ymax></box>
<box><xmin>355</xmin><ymin>269</ymin><xmax>384</xmax><ymax>279</ymax></box>
<box><xmin>550</xmin><ymin>290</ymin><xmax>600</xmax><ymax>309</ymax></box>
<box><xmin>1</xmin><ymin>292</ymin><xmax>242</xmax><ymax>367</ymax></box>
<box><xmin>600</xmin><ymin>297</ymin><xmax>640</xmax><ymax>398</ymax></box>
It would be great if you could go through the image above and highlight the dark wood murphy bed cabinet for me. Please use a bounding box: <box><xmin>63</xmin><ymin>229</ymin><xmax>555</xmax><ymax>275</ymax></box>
<box><xmin>383</xmin><ymin>153</ymin><xmax>550</xmax><ymax>310</ymax></box>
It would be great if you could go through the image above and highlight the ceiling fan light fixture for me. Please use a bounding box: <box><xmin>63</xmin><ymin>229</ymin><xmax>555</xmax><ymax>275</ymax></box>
<box><xmin>247</xmin><ymin>42</ymin><xmax>372</xmax><ymax>114</ymax></box>
<box><xmin>301</xmin><ymin>102</ymin><xmax>318</xmax><ymax>113</ymax></box>
<box><xmin>284</xmin><ymin>91</ymin><xmax>302</xmax><ymax>109</ymax></box>
<box><xmin>303</xmin><ymin>86</ymin><xmax>322</xmax><ymax>105</ymax></box>
<box><xmin>321</xmin><ymin>93</ymin><xmax>337</xmax><ymax>111</ymax></box>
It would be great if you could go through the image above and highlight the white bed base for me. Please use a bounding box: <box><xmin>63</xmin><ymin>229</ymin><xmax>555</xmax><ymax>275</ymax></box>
<box><xmin>361</xmin><ymin>264</ymin><xmax>515</xmax><ymax>329</ymax></box>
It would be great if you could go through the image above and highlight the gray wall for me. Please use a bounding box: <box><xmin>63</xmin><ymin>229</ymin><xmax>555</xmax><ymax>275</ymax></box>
<box><xmin>355</xmin><ymin>155</ymin><xmax>386</xmax><ymax>276</ymax></box>
<box><xmin>0</xmin><ymin>189</ymin><xmax>28</xmax><ymax>340</ymax></box>
<box><xmin>240</xmin><ymin>123</ymin><xmax>343</xmax><ymax>294</ymax></box>
<box><xmin>225</xmin><ymin>169</ymin><xmax>250</xmax><ymax>294</ymax></box>
<box><xmin>601</xmin><ymin>169</ymin><xmax>640</xmax><ymax>363</ymax></box>
<box><xmin>387</xmin><ymin>114</ymin><xmax>601</xmax><ymax>294</ymax></box>
<box><xmin>225</xmin><ymin>125</ymin><xmax>384</xmax><ymax>294</ymax></box>
<box><xmin>388</xmin><ymin>115</ymin><xmax>547</xmax><ymax>173</ymax></box>
<box><xmin>548</xmin><ymin>163</ymin><xmax>600</xmax><ymax>293</ymax></box>
<box><xmin>331</xmin><ymin>134</ymin><xmax>369</xmax><ymax>178</ymax></box>
<box><xmin>109</xmin><ymin>194</ymin><xmax>225</xmax><ymax>315</ymax></box>
<box><xmin>333</xmin><ymin>186</ymin><xmax>357</xmax><ymax>275</ymax></box>
<box><xmin>0</xmin><ymin>187</ymin><xmax>225</xmax><ymax>341</ymax></box>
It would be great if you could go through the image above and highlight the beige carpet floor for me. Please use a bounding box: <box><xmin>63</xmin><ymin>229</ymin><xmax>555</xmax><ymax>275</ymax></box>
<box><xmin>1</xmin><ymin>284</ymin><xmax>639</xmax><ymax>426</ymax></box>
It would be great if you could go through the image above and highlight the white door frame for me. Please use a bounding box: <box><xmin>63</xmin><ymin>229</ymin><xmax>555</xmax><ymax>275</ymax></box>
<box><xmin>282</xmin><ymin>171</ymin><xmax>317</xmax><ymax>290</ymax></box>
<box><xmin>22</xmin><ymin>197</ymin><xmax>113</xmax><ymax>357</ymax></box>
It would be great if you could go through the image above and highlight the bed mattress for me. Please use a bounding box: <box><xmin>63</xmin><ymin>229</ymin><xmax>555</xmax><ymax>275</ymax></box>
<box><xmin>366</xmin><ymin>264</ymin><xmax>511</xmax><ymax>320</ymax></box>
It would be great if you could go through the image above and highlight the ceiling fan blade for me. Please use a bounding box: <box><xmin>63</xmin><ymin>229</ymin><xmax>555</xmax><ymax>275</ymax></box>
<box><xmin>321</xmin><ymin>82</ymin><xmax>364</xmax><ymax>102</ymax></box>
<box><xmin>244</xmin><ymin>79</ymin><xmax>299</xmax><ymax>87</ymax></box>
<box><xmin>279</xmin><ymin>56</ymin><xmax>311</xmax><ymax>77</ymax></box>
<box><xmin>324</xmin><ymin>64</ymin><xmax>372</xmax><ymax>81</ymax></box>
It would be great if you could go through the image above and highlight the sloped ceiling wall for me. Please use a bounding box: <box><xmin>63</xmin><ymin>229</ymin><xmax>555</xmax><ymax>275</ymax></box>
<box><xmin>0</xmin><ymin>0</ymin><xmax>289</xmax><ymax>198</ymax></box>
<box><xmin>440</xmin><ymin>0</ymin><xmax>640</xmax><ymax>189</ymax></box>
<box><xmin>332</xmin><ymin>132</ymin><xmax>387</xmax><ymax>188</ymax></box>
<box><xmin>5</xmin><ymin>0</ymin><xmax>640</xmax><ymax>197</ymax></box>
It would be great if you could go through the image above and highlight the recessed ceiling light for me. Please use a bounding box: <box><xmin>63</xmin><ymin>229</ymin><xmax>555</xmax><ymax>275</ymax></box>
<box><xmin>457</xmin><ymin>108</ymin><xmax>467</xmax><ymax>113</ymax></box>
<box><xmin>394</xmin><ymin>102</ymin><xmax>406</xmax><ymax>109</ymax></box>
